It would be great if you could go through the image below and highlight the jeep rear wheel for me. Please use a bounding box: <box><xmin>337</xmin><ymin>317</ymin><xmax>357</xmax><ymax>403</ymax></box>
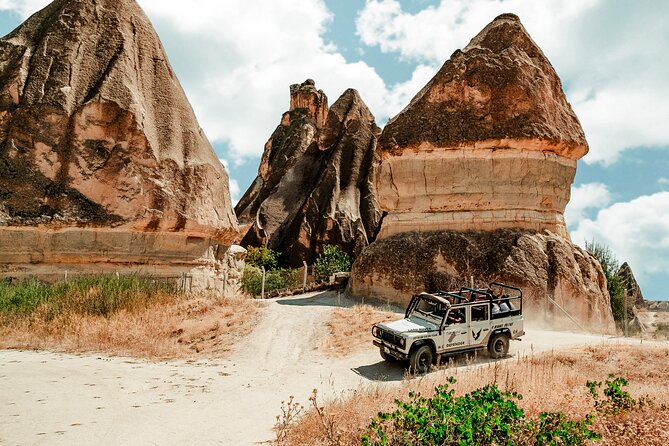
<box><xmin>410</xmin><ymin>345</ymin><xmax>433</xmax><ymax>374</ymax></box>
<box><xmin>488</xmin><ymin>333</ymin><xmax>509</xmax><ymax>359</ymax></box>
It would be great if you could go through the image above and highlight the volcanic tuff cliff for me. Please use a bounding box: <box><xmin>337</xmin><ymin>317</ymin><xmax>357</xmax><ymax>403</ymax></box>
<box><xmin>235</xmin><ymin>80</ymin><xmax>382</xmax><ymax>266</ymax></box>
<box><xmin>0</xmin><ymin>0</ymin><xmax>242</xmax><ymax>291</ymax></box>
<box><xmin>350</xmin><ymin>14</ymin><xmax>614</xmax><ymax>330</ymax></box>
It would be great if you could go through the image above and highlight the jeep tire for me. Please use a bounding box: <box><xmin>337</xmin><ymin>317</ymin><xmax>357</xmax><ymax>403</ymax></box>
<box><xmin>410</xmin><ymin>345</ymin><xmax>433</xmax><ymax>374</ymax></box>
<box><xmin>488</xmin><ymin>333</ymin><xmax>509</xmax><ymax>359</ymax></box>
<box><xmin>380</xmin><ymin>349</ymin><xmax>396</xmax><ymax>362</ymax></box>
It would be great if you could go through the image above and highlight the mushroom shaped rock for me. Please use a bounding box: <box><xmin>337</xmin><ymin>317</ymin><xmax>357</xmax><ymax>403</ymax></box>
<box><xmin>350</xmin><ymin>14</ymin><xmax>614</xmax><ymax>330</ymax></box>
<box><xmin>377</xmin><ymin>13</ymin><xmax>587</xmax><ymax>239</ymax></box>
<box><xmin>0</xmin><ymin>0</ymin><xmax>241</xmax><ymax>292</ymax></box>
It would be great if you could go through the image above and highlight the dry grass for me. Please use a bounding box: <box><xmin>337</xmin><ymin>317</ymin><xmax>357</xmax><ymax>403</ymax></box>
<box><xmin>0</xmin><ymin>293</ymin><xmax>263</xmax><ymax>359</ymax></box>
<box><xmin>321</xmin><ymin>305</ymin><xmax>398</xmax><ymax>356</ymax></box>
<box><xmin>279</xmin><ymin>344</ymin><xmax>669</xmax><ymax>445</ymax></box>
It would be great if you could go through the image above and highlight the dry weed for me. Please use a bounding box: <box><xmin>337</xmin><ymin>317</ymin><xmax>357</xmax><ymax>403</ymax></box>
<box><xmin>0</xmin><ymin>293</ymin><xmax>263</xmax><ymax>359</ymax></box>
<box><xmin>279</xmin><ymin>344</ymin><xmax>669</xmax><ymax>446</ymax></box>
<box><xmin>320</xmin><ymin>305</ymin><xmax>398</xmax><ymax>357</ymax></box>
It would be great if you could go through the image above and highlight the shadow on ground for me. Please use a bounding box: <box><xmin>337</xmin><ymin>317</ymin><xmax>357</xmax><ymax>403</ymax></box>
<box><xmin>353</xmin><ymin>351</ymin><xmax>513</xmax><ymax>383</ymax></box>
<box><xmin>352</xmin><ymin>360</ymin><xmax>407</xmax><ymax>382</ymax></box>
<box><xmin>276</xmin><ymin>291</ymin><xmax>404</xmax><ymax>312</ymax></box>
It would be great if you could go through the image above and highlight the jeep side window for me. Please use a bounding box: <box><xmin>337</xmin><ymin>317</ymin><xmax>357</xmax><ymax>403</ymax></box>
<box><xmin>471</xmin><ymin>304</ymin><xmax>489</xmax><ymax>322</ymax></box>
<box><xmin>446</xmin><ymin>308</ymin><xmax>466</xmax><ymax>325</ymax></box>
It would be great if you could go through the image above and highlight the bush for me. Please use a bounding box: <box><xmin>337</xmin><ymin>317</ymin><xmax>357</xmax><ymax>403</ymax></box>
<box><xmin>587</xmin><ymin>374</ymin><xmax>636</xmax><ymax>414</ymax></box>
<box><xmin>241</xmin><ymin>266</ymin><xmax>299</xmax><ymax>296</ymax></box>
<box><xmin>362</xmin><ymin>377</ymin><xmax>601</xmax><ymax>446</ymax></box>
<box><xmin>314</xmin><ymin>245</ymin><xmax>352</xmax><ymax>283</ymax></box>
<box><xmin>246</xmin><ymin>246</ymin><xmax>279</xmax><ymax>270</ymax></box>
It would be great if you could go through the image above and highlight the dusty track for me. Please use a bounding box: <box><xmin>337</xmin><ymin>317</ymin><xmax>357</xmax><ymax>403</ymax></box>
<box><xmin>0</xmin><ymin>291</ymin><xmax>644</xmax><ymax>445</ymax></box>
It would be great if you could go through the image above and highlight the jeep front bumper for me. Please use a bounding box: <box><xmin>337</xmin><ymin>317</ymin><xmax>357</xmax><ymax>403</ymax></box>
<box><xmin>373</xmin><ymin>340</ymin><xmax>408</xmax><ymax>360</ymax></box>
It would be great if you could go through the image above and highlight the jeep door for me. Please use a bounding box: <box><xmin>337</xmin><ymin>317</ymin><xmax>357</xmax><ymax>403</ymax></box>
<box><xmin>469</xmin><ymin>303</ymin><xmax>491</xmax><ymax>346</ymax></box>
<box><xmin>440</xmin><ymin>306</ymin><xmax>469</xmax><ymax>351</ymax></box>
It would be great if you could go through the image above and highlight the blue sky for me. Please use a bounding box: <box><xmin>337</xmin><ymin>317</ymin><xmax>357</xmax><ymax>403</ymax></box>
<box><xmin>1</xmin><ymin>0</ymin><xmax>667</xmax><ymax>299</ymax></box>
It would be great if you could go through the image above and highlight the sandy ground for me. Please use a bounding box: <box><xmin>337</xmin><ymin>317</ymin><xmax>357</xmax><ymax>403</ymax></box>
<box><xmin>0</xmin><ymin>291</ymin><xmax>651</xmax><ymax>445</ymax></box>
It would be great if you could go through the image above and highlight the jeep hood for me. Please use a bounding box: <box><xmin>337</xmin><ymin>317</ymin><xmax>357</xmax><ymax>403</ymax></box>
<box><xmin>379</xmin><ymin>317</ymin><xmax>438</xmax><ymax>333</ymax></box>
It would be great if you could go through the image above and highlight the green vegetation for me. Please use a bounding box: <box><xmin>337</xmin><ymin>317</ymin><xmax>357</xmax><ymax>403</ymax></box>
<box><xmin>587</xmin><ymin>374</ymin><xmax>637</xmax><ymax>414</ymax></box>
<box><xmin>314</xmin><ymin>245</ymin><xmax>352</xmax><ymax>283</ymax></box>
<box><xmin>359</xmin><ymin>375</ymin><xmax>640</xmax><ymax>446</ymax></box>
<box><xmin>0</xmin><ymin>275</ymin><xmax>176</xmax><ymax>321</ymax></box>
<box><xmin>242</xmin><ymin>246</ymin><xmax>300</xmax><ymax>296</ymax></box>
<box><xmin>585</xmin><ymin>240</ymin><xmax>627</xmax><ymax>325</ymax></box>
<box><xmin>241</xmin><ymin>266</ymin><xmax>299</xmax><ymax>296</ymax></box>
<box><xmin>245</xmin><ymin>246</ymin><xmax>280</xmax><ymax>270</ymax></box>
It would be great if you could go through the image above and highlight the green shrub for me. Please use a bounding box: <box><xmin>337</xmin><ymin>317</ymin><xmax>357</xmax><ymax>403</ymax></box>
<box><xmin>314</xmin><ymin>245</ymin><xmax>352</xmax><ymax>283</ymax></box>
<box><xmin>245</xmin><ymin>246</ymin><xmax>279</xmax><ymax>270</ymax></box>
<box><xmin>587</xmin><ymin>374</ymin><xmax>636</xmax><ymax>414</ymax></box>
<box><xmin>241</xmin><ymin>266</ymin><xmax>299</xmax><ymax>296</ymax></box>
<box><xmin>532</xmin><ymin>412</ymin><xmax>599</xmax><ymax>446</ymax></box>
<box><xmin>362</xmin><ymin>377</ymin><xmax>602</xmax><ymax>446</ymax></box>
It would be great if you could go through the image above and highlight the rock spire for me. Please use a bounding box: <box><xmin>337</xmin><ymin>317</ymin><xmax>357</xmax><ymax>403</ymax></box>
<box><xmin>236</xmin><ymin>80</ymin><xmax>382</xmax><ymax>266</ymax></box>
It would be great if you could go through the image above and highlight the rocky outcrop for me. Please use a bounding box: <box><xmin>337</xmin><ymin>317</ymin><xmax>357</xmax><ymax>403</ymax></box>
<box><xmin>618</xmin><ymin>262</ymin><xmax>645</xmax><ymax>308</ymax></box>
<box><xmin>235</xmin><ymin>80</ymin><xmax>382</xmax><ymax>266</ymax></box>
<box><xmin>349</xmin><ymin>14</ymin><xmax>614</xmax><ymax>330</ymax></box>
<box><xmin>0</xmin><ymin>0</ymin><xmax>241</xmax><ymax>293</ymax></box>
<box><xmin>351</xmin><ymin>229</ymin><xmax>614</xmax><ymax>331</ymax></box>
<box><xmin>376</xmin><ymin>13</ymin><xmax>586</xmax><ymax>239</ymax></box>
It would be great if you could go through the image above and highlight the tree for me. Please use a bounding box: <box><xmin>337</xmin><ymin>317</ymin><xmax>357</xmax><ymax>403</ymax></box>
<box><xmin>314</xmin><ymin>245</ymin><xmax>352</xmax><ymax>283</ymax></box>
<box><xmin>245</xmin><ymin>246</ymin><xmax>279</xmax><ymax>270</ymax></box>
<box><xmin>585</xmin><ymin>240</ymin><xmax>626</xmax><ymax>324</ymax></box>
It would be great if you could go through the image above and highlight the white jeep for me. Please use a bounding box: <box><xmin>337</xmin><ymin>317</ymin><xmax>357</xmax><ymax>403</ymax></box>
<box><xmin>372</xmin><ymin>283</ymin><xmax>524</xmax><ymax>373</ymax></box>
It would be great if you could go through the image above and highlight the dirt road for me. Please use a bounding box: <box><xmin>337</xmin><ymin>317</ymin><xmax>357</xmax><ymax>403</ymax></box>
<box><xmin>0</xmin><ymin>292</ymin><xmax>640</xmax><ymax>445</ymax></box>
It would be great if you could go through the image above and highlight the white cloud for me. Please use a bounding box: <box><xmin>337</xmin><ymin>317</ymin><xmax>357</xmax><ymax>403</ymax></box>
<box><xmin>658</xmin><ymin>177</ymin><xmax>669</xmax><ymax>187</ymax></box>
<box><xmin>228</xmin><ymin>178</ymin><xmax>241</xmax><ymax>206</ymax></box>
<box><xmin>356</xmin><ymin>0</ymin><xmax>669</xmax><ymax>165</ymax></box>
<box><xmin>571</xmin><ymin>192</ymin><xmax>669</xmax><ymax>281</ymax></box>
<box><xmin>0</xmin><ymin>0</ymin><xmax>47</xmax><ymax>16</ymax></box>
<box><xmin>564</xmin><ymin>182</ymin><xmax>611</xmax><ymax>228</ymax></box>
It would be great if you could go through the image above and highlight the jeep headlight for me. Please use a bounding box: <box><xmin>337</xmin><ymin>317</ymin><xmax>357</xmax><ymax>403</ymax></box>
<box><xmin>372</xmin><ymin>326</ymin><xmax>380</xmax><ymax>338</ymax></box>
<box><xmin>399</xmin><ymin>337</ymin><xmax>406</xmax><ymax>349</ymax></box>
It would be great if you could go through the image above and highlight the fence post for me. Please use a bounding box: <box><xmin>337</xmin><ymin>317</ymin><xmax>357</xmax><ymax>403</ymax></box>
<box><xmin>64</xmin><ymin>270</ymin><xmax>68</xmax><ymax>281</ymax></box>
<box><xmin>261</xmin><ymin>266</ymin><xmax>266</xmax><ymax>299</ymax></box>
<box><xmin>302</xmin><ymin>261</ymin><xmax>308</xmax><ymax>291</ymax></box>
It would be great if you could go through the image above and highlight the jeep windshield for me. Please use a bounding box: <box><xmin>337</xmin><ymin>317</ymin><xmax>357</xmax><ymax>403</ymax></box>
<box><xmin>406</xmin><ymin>293</ymin><xmax>449</xmax><ymax>323</ymax></box>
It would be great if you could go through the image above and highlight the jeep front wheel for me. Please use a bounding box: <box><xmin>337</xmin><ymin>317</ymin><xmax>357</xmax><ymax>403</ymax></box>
<box><xmin>488</xmin><ymin>333</ymin><xmax>509</xmax><ymax>359</ymax></box>
<box><xmin>410</xmin><ymin>345</ymin><xmax>433</xmax><ymax>374</ymax></box>
<box><xmin>380</xmin><ymin>349</ymin><xmax>396</xmax><ymax>362</ymax></box>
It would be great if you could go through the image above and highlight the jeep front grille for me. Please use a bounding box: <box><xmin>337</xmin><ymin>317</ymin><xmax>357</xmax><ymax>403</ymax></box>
<box><xmin>380</xmin><ymin>329</ymin><xmax>402</xmax><ymax>347</ymax></box>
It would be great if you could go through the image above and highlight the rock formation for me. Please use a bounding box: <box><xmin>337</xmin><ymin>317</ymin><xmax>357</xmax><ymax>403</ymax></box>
<box><xmin>377</xmin><ymin>13</ymin><xmax>586</xmax><ymax>240</ymax></box>
<box><xmin>351</xmin><ymin>230</ymin><xmax>612</xmax><ymax>330</ymax></box>
<box><xmin>235</xmin><ymin>80</ymin><xmax>382</xmax><ymax>266</ymax></box>
<box><xmin>0</xmin><ymin>0</ymin><xmax>241</xmax><ymax>293</ymax></box>
<box><xmin>618</xmin><ymin>262</ymin><xmax>645</xmax><ymax>308</ymax></box>
<box><xmin>350</xmin><ymin>14</ymin><xmax>614</xmax><ymax>330</ymax></box>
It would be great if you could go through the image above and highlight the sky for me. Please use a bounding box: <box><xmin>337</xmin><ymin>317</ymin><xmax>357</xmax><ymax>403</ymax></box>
<box><xmin>1</xmin><ymin>0</ymin><xmax>667</xmax><ymax>299</ymax></box>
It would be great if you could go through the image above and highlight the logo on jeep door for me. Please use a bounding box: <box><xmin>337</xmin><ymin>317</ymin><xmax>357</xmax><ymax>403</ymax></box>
<box><xmin>472</xmin><ymin>328</ymin><xmax>482</xmax><ymax>341</ymax></box>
